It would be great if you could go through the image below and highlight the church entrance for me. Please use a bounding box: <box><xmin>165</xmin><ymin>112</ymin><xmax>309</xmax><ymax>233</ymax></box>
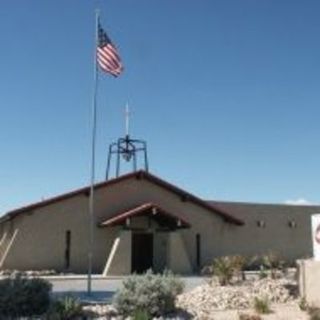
<box><xmin>131</xmin><ymin>233</ymin><xmax>153</xmax><ymax>273</ymax></box>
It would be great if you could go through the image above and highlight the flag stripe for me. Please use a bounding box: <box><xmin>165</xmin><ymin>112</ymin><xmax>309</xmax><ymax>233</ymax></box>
<box><xmin>97</xmin><ymin>58</ymin><xmax>121</xmax><ymax>76</ymax></box>
<box><xmin>97</xmin><ymin>54</ymin><xmax>122</xmax><ymax>75</ymax></box>
<box><xmin>97</xmin><ymin>47</ymin><xmax>120</xmax><ymax>70</ymax></box>
<box><xmin>97</xmin><ymin>55</ymin><xmax>120</xmax><ymax>74</ymax></box>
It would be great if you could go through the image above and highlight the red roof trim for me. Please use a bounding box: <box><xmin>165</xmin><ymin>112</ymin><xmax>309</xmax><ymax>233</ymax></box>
<box><xmin>99</xmin><ymin>202</ymin><xmax>191</xmax><ymax>228</ymax></box>
<box><xmin>0</xmin><ymin>170</ymin><xmax>244</xmax><ymax>225</ymax></box>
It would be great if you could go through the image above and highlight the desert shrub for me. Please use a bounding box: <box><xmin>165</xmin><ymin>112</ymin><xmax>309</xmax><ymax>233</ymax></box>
<box><xmin>299</xmin><ymin>296</ymin><xmax>308</xmax><ymax>311</ymax></box>
<box><xmin>47</xmin><ymin>296</ymin><xmax>85</xmax><ymax>320</ymax></box>
<box><xmin>113</xmin><ymin>270</ymin><xmax>184</xmax><ymax>317</ymax></box>
<box><xmin>132</xmin><ymin>309</ymin><xmax>150</xmax><ymax>320</ymax></box>
<box><xmin>232</xmin><ymin>255</ymin><xmax>247</xmax><ymax>281</ymax></box>
<box><xmin>0</xmin><ymin>275</ymin><xmax>52</xmax><ymax>317</ymax></box>
<box><xmin>238</xmin><ymin>313</ymin><xmax>262</xmax><ymax>320</ymax></box>
<box><xmin>212</xmin><ymin>256</ymin><xmax>243</xmax><ymax>285</ymax></box>
<box><xmin>258</xmin><ymin>265</ymin><xmax>268</xmax><ymax>279</ymax></box>
<box><xmin>261</xmin><ymin>252</ymin><xmax>284</xmax><ymax>279</ymax></box>
<box><xmin>244</xmin><ymin>255</ymin><xmax>260</xmax><ymax>271</ymax></box>
<box><xmin>253</xmin><ymin>296</ymin><xmax>271</xmax><ymax>314</ymax></box>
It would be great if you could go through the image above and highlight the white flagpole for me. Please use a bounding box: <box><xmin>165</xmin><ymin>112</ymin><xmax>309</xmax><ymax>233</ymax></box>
<box><xmin>87</xmin><ymin>8</ymin><xmax>100</xmax><ymax>295</ymax></box>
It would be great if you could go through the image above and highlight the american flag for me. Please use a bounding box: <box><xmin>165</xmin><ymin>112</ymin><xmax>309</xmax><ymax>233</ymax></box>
<box><xmin>97</xmin><ymin>22</ymin><xmax>123</xmax><ymax>77</ymax></box>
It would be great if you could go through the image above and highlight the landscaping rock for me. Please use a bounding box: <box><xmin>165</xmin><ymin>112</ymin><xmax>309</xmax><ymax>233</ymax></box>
<box><xmin>176</xmin><ymin>278</ymin><xmax>295</xmax><ymax>318</ymax></box>
<box><xmin>0</xmin><ymin>269</ymin><xmax>57</xmax><ymax>277</ymax></box>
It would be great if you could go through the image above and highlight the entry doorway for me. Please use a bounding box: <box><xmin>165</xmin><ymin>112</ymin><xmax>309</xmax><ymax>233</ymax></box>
<box><xmin>131</xmin><ymin>233</ymin><xmax>153</xmax><ymax>273</ymax></box>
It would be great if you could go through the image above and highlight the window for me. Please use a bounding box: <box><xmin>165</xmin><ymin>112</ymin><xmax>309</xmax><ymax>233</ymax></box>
<box><xmin>65</xmin><ymin>230</ymin><xmax>71</xmax><ymax>270</ymax></box>
<box><xmin>196</xmin><ymin>233</ymin><xmax>201</xmax><ymax>269</ymax></box>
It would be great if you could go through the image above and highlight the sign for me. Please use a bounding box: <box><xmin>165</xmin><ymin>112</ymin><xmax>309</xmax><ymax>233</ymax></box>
<box><xmin>311</xmin><ymin>214</ymin><xmax>320</xmax><ymax>261</ymax></box>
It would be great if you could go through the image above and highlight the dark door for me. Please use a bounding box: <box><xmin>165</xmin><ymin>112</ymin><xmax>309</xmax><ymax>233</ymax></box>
<box><xmin>132</xmin><ymin>233</ymin><xmax>153</xmax><ymax>273</ymax></box>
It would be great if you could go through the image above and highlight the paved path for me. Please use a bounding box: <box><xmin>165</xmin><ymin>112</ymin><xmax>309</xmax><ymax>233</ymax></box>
<box><xmin>48</xmin><ymin>276</ymin><xmax>207</xmax><ymax>304</ymax></box>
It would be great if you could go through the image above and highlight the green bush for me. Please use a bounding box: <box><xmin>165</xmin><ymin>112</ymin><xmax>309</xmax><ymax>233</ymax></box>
<box><xmin>132</xmin><ymin>309</ymin><xmax>150</xmax><ymax>320</ymax></box>
<box><xmin>47</xmin><ymin>296</ymin><xmax>85</xmax><ymax>320</ymax></box>
<box><xmin>0</xmin><ymin>275</ymin><xmax>52</xmax><ymax>317</ymax></box>
<box><xmin>253</xmin><ymin>296</ymin><xmax>271</xmax><ymax>314</ymax></box>
<box><xmin>113</xmin><ymin>270</ymin><xmax>184</xmax><ymax>317</ymax></box>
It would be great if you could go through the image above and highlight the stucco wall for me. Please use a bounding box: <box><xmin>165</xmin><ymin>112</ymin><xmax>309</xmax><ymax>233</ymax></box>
<box><xmin>167</xmin><ymin>232</ymin><xmax>192</xmax><ymax>274</ymax></box>
<box><xmin>221</xmin><ymin>209</ymin><xmax>313</xmax><ymax>263</ymax></box>
<box><xmin>103</xmin><ymin>230</ymin><xmax>132</xmax><ymax>275</ymax></box>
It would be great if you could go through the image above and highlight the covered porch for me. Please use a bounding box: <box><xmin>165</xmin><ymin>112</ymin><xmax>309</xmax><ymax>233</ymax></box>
<box><xmin>99</xmin><ymin>203</ymin><xmax>192</xmax><ymax>275</ymax></box>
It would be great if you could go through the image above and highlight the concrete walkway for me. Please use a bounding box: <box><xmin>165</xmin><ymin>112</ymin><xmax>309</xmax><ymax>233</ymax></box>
<box><xmin>48</xmin><ymin>275</ymin><xmax>208</xmax><ymax>304</ymax></box>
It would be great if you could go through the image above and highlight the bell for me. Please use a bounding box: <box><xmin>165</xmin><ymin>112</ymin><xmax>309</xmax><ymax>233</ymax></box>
<box><xmin>122</xmin><ymin>151</ymin><xmax>132</xmax><ymax>161</ymax></box>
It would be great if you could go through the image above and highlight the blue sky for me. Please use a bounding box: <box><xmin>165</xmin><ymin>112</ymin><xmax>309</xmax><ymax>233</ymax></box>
<box><xmin>1</xmin><ymin>0</ymin><xmax>320</xmax><ymax>214</ymax></box>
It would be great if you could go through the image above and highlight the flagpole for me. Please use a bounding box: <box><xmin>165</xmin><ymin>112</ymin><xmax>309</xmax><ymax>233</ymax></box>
<box><xmin>87</xmin><ymin>8</ymin><xmax>100</xmax><ymax>296</ymax></box>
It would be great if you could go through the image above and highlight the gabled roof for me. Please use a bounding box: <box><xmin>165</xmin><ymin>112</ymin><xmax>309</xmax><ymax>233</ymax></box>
<box><xmin>99</xmin><ymin>202</ymin><xmax>191</xmax><ymax>229</ymax></box>
<box><xmin>0</xmin><ymin>170</ymin><xmax>244</xmax><ymax>225</ymax></box>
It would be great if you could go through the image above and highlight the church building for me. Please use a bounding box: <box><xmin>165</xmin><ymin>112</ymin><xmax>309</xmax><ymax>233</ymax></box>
<box><xmin>0</xmin><ymin>134</ymin><xmax>318</xmax><ymax>275</ymax></box>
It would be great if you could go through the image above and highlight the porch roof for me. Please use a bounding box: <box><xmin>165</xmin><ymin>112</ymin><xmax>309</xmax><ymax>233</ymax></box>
<box><xmin>99</xmin><ymin>202</ymin><xmax>191</xmax><ymax>229</ymax></box>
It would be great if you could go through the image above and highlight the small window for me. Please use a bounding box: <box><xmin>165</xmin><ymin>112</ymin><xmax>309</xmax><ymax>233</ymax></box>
<box><xmin>65</xmin><ymin>230</ymin><xmax>71</xmax><ymax>270</ymax></box>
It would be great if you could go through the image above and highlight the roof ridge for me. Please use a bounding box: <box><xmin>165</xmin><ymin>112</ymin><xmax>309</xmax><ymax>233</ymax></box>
<box><xmin>208</xmin><ymin>200</ymin><xmax>320</xmax><ymax>207</ymax></box>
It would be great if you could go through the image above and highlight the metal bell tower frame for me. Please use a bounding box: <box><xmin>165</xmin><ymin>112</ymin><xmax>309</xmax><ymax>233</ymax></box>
<box><xmin>106</xmin><ymin>104</ymin><xmax>149</xmax><ymax>180</ymax></box>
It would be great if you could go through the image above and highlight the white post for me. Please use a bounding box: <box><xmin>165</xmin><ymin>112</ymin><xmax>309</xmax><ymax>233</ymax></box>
<box><xmin>311</xmin><ymin>214</ymin><xmax>320</xmax><ymax>261</ymax></box>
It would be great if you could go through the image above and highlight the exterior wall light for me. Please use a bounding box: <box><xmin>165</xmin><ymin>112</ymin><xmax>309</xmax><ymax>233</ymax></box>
<box><xmin>288</xmin><ymin>220</ymin><xmax>297</xmax><ymax>228</ymax></box>
<box><xmin>257</xmin><ymin>220</ymin><xmax>266</xmax><ymax>228</ymax></box>
<box><xmin>125</xmin><ymin>218</ymin><xmax>130</xmax><ymax>227</ymax></box>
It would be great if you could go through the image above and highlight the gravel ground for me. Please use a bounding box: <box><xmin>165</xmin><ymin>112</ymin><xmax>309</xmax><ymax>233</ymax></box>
<box><xmin>83</xmin><ymin>303</ymin><xmax>309</xmax><ymax>319</ymax></box>
<box><xmin>210</xmin><ymin>303</ymin><xmax>308</xmax><ymax>320</ymax></box>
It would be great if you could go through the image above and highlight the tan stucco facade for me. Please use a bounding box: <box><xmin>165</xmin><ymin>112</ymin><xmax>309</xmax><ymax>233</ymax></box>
<box><xmin>0</xmin><ymin>172</ymin><xmax>318</xmax><ymax>274</ymax></box>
